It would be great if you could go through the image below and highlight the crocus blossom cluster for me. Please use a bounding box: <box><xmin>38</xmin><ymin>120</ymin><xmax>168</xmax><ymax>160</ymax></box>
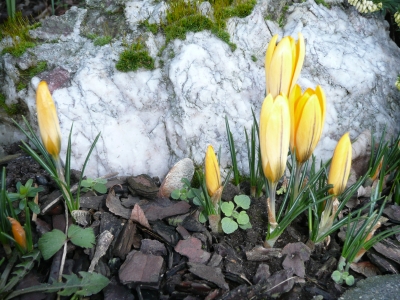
<box><xmin>348</xmin><ymin>0</ymin><xmax>382</xmax><ymax>13</ymax></box>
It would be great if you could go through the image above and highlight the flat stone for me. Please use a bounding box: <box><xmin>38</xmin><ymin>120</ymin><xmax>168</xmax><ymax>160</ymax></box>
<box><xmin>119</xmin><ymin>251</ymin><xmax>164</xmax><ymax>288</ymax></box>
<box><xmin>158</xmin><ymin>158</ymin><xmax>194</xmax><ymax>198</ymax></box>
<box><xmin>176</xmin><ymin>225</ymin><xmax>191</xmax><ymax>239</ymax></box>
<box><xmin>140</xmin><ymin>239</ymin><xmax>167</xmax><ymax>256</ymax></box>
<box><xmin>187</xmin><ymin>262</ymin><xmax>228</xmax><ymax>290</ymax></box>
<box><xmin>207</xmin><ymin>253</ymin><xmax>223</xmax><ymax>268</ymax></box>
<box><xmin>340</xmin><ymin>275</ymin><xmax>400</xmax><ymax>300</ymax></box>
<box><xmin>174</xmin><ymin>237</ymin><xmax>210</xmax><ymax>264</ymax></box>
<box><xmin>127</xmin><ymin>174</ymin><xmax>159</xmax><ymax>199</ymax></box>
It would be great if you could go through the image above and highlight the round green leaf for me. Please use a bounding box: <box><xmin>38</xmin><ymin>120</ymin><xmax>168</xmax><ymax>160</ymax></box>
<box><xmin>171</xmin><ymin>189</ymin><xmax>181</xmax><ymax>200</ymax></box>
<box><xmin>239</xmin><ymin>222</ymin><xmax>252</xmax><ymax>230</ymax></box>
<box><xmin>331</xmin><ymin>270</ymin><xmax>342</xmax><ymax>283</ymax></box>
<box><xmin>237</xmin><ymin>211</ymin><xmax>250</xmax><ymax>225</ymax></box>
<box><xmin>80</xmin><ymin>180</ymin><xmax>92</xmax><ymax>188</ymax></box>
<box><xmin>221</xmin><ymin>201</ymin><xmax>234</xmax><ymax>216</ymax></box>
<box><xmin>345</xmin><ymin>275</ymin><xmax>355</xmax><ymax>286</ymax></box>
<box><xmin>68</xmin><ymin>225</ymin><xmax>95</xmax><ymax>248</ymax></box>
<box><xmin>199</xmin><ymin>211</ymin><xmax>207</xmax><ymax>223</ymax></box>
<box><xmin>96</xmin><ymin>178</ymin><xmax>108</xmax><ymax>184</ymax></box>
<box><xmin>234</xmin><ymin>195</ymin><xmax>250</xmax><ymax>209</ymax></box>
<box><xmin>93</xmin><ymin>183</ymin><xmax>107</xmax><ymax>194</ymax></box>
<box><xmin>38</xmin><ymin>229</ymin><xmax>67</xmax><ymax>260</ymax></box>
<box><xmin>193</xmin><ymin>197</ymin><xmax>202</xmax><ymax>206</ymax></box>
<box><xmin>221</xmin><ymin>217</ymin><xmax>238</xmax><ymax>234</ymax></box>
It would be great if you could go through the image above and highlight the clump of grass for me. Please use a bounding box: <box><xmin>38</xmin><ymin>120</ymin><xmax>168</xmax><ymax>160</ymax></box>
<box><xmin>0</xmin><ymin>12</ymin><xmax>38</xmax><ymax>57</ymax></box>
<box><xmin>17</xmin><ymin>61</ymin><xmax>48</xmax><ymax>91</ymax></box>
<box><xmin>116</xmin><ymin>42</ymin><xmax>155</xmax><ymax>72</ymax></box>
<box><xmin>0</xmin><ymin>93</ymin><xmax>21</xmax><ymax>116</ymax></box>
<box><xmin>94</xmin><ymin>35</ymin><xmax>112</xmax><ymax>46</ymax></box>
<box><xmin>140</xmin><ymin>19</ymin><xmax>159</xmax><ymax>35</ymax></box>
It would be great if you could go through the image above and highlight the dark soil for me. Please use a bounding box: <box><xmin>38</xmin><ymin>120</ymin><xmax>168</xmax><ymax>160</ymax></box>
<box><xmin>1</xmin><ymin>142</ymin><xmax>398</xmax><ymax>300</ymax></box>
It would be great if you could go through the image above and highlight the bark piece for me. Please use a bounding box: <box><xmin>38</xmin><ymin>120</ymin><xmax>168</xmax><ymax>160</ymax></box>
<box><xmin>80</xmin><ymin>195</ymin><xmax>105</xmax><ymax>210</ymax></box>
<box><xmin>141</xmin><ymin>198</ymin><xmax>191</xmax><ymax>221</ymax></box>
<box><xmin>140</xmin><ymin>239</ymin><xmax>167</xmax><ymax>256</ymax></box>
<box><xmin>130</xmin><ymin>204</ymin><xmax>151</xmax><ymax>229</ymax></box>
<box><xmin>187</xmin><ymin>262</ymin><xmax>229</xmax><ymax>290</ymax></box>
<box><xmin>127</xmin><ymin>174</ymin><xmax>159</xmax><ymax>199</ymax></box>
<box><xmin>246</xmin><ymin>246</ymin><xmax>282</xmax><ymax>261</ymax></box>
<box><xmin>89</xmin><ymin>230</ymin><xmax>114</xmax><ymax>272</ymax></box>
<box><xmin>113</xmin><ymin>220</ymin><xmax>137</xmax><ymax>260</ymax></box>
<box><xmin>175</xmin><ymin>237</ymin><xmax>211</xmax><ymax>264</ymax></box>
<box><xmin>119</xmin><ymin>251</ymin><xmax>164</xmax><ymax>288</ymax></box>
<box><xmin>106</xmin><ymin>189</ymin><xmax>131</xmax><ymax>219</ymax></box>
<box><xmin>350</xmin><ymin>261</ymin><xmax>381</xmax><ymax>277</ymax></box>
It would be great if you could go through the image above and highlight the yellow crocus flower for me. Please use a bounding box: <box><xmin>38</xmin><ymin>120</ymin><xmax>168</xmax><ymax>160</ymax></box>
<box><xmin>8</xmin><ymin>217</ymin><xmax>27</xmax><ymax>251</ymax></box>
<box><xmin>265</xmin><ymin>33</ymin><xmax>305</xmax><ymax>98</ymax></box>
<box><xmin>328</xmin><ymin>133</ymin><xmax>352</xmax><ymax>196</ymax></box>
<box><xmin>205</xmin><ymin>145</ymin><xmax>221</xmax><ymax>198</ymax></box>
<box><xmin>259</xmin><ymin>94</ymin><xmax>291</xmax><ymax>184</ymax></box>
<box><xmin>36</xmin><ymin>81</ymin><xmax>61</xmax><ymax>159</ymax></box>
<box><xmin>289</xmin><ymin>84</ymin><xmax>326</xmax><ymax>164</ymax></box>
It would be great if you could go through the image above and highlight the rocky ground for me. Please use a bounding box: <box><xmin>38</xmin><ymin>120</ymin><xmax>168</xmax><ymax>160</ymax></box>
<box><xmin>1</xmin><ymin>142</ymin><xmax>400</xmax><ymax>299</ymax></box>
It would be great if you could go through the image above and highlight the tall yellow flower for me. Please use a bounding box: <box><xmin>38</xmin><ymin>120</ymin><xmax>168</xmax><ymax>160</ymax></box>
<box><xmin>328</xmin><ymin>133</ymin><xmax>352</xmax><ymax>196</ymax></box>
<box><xmin>265</xmin><ymin>33</ymin><xmax>305</xmax><ymax>98</ymax></box>
<box><xmin>289</xmin><ymin>84</ymin><xmax>326</xmax><ymax>164</ymax></box>
<box><xmin>36</xmin><ymin>81</ymin><xmax>61</xmax><ymax>159</ymax></box>
<box><xmin>205</xmin><ymin>145</ymin><xmax>221</xmax><ymax>198</ymax></box>
<box><xmin>259</xmin><ymin>94</ymin><xmax>291</xmax><ymax>184</ymax></box>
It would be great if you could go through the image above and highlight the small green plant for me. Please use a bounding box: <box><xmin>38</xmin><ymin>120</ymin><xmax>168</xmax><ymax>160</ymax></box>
<box><xmin>17</xmin><ymin>61</ymin><xmax>48</xmax><ymax>92</ymax></box>
<box><xmin>315</xmin><ymin>0</ymin><xmax>331</xmax><ymax>8</ymax></box>
<box><xmin>140</xmin><ymin>19</ymin><xmax>158</xmax><ymax>34</ymax></box>
<box><xmin>171</xmin><ymin>178</ymin><xmax>195</xmax><ymax>201</ymax></box>
<box><xmin>80</xmin><ymin>177</ymin><xmax>108</xmax><ymax>194</ymax></box>
<box><xmin>116</xmin><ymin>42</ymin><xmax>155</xmax><ymax>72</ymax></box>
<box><xmin>221</xmin><ymin>195</ymin><xmax>252</xmax><ymax>234</ymax></box>
<box><xmin>225</xmin><ymin>116</ymin><xmax>240</xmax><ymax>186</ymax></box>
<box><xmin>0</xmin><ymin>12</ymin><xmax>38</xmax><ymax>57</ymax></box>
<box><xmin>251</xmin><ymin>55</ymin><xmax>257</xmax><ymax>62</ymax></box>
<box><xmin>93</xmin><ymin>35</ymin><xmax>112</xmax><ymax>46</ymax></box>
<box><xmin>38</xmin><ymin>224</ymin><xmax>95</xmax><ymax>260</ymax></box>
<box><xmin>0</xmin><ymin>94</ymin><xmax>20</xmax><ymax>116</ymax></box>
<box><xmin>8</xmin><ymin>179</ymin><xmax>42</xmax><ymax>215</ymax></box>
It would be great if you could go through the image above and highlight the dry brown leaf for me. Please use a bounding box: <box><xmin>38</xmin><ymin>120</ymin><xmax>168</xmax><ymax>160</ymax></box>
<box><xmin>130</xmin><ymin>204</ymin><xmax>151</xmax><ymax>229</ymax></box>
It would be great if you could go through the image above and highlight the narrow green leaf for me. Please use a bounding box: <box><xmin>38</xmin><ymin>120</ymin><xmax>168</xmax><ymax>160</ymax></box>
<box><xmin>28</xmin><ymin>201</ymin><xmax>40</xmax><ymax>214</ymax></box>
<box><xmin>68</xmin><ymin>225</ymin><xmax>95</xmax><ymax>248</ymax></box>
<box><xmin>38</xmin><ymin>229</ymin><xmax>66</xmax><ymax>260</ymax></box>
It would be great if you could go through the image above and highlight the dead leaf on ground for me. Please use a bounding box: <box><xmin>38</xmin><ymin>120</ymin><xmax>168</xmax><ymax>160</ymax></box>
<box><xmin>281</xmin><ymin>242</ymin><xmax>311</xmax><ymax>277</ymax></box>
<box><xmin>130</xmin><ymin>204</ymin><xmax>151</xmax><ymax>229</ymax></box>
<box><xmin>350</xmin><ymin>261</ymin><xmax>381</xmax><ymax>277</ymax></box>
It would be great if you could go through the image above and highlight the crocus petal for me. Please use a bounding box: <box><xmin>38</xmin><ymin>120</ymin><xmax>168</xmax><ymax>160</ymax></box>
<box><xmin>36</xmin><ymin>81</ymin><xmax>61</xmax><ymax>159</ymax></box>
<box><xmin>328</xmin><ymin>133</ymin><xmax>352</xmax><ymax>196</ymax></box>
<box><xmin>289</xmin><ymin>32</ymin><xmax>305</xmax><ymax>94</ymax></box>
<box><xmin>7</xmin><ymin>217</ymin><xmax>27</xmax><ymax>251</ymax></box>
<box><xmin>269</xmin><ymin>37</ymin><xmax>293</xmax><ymax>97</ymax></box>
<box><xmin>295</xmin><ymin>95</ymin><xmax>322</xmax><ymax>163</ymax></box>
<box><xmin>205</xmin><ymin>145</ymin><xmax>221</xmax><ymax>197</ymax></box>
<box><xmin>259</xmin><ymin>94</ymin><xmax>274</xmax><ymax>177</ymax></box>
<box><xmin>265</xmin><ymin>34</ymin><xmax>279</xmax><ymax>93</ymax></box>
<box><xmin>289</xmin><ymin>84</ymin><xmax>301</xmax><ymax>153</ymax></box>
<box><xmin>264</xmin><ymin>95</ymin><xmax>290</xmax><ymax>183</ymax></box>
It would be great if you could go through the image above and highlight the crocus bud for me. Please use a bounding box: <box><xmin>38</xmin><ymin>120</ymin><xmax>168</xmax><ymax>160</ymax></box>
<box><xmin>265</xmin><ymin>33</ymin><xmax>305</xmax><ymax>98</ymax></box>
<box><xmin>289</xmin><ymin>84</ymin><xmax>326</xmax><ymax>164</ymax></box>
<box><xmin>36</xmin><ymin>81</ymin><xmax>61</xmax><ymax>159</ymax></box>
<box><xmin>7</xmin><ymin>217</ymin><xmax>27</xmax><ymax>251</ymax></box>
<box><xmin>205</xmin><ymin>145</ymin><xmax>221</xmax><ymax>197</ymax></box>
<box><xmin>259</xmin><ymin>94</ymin><xmax>291</xmax><ymax>184</ymax></box>
<box><xmin>328</xmin><ymin>133</ymin><xmax>352</xmax><ymax>196</ymax></box>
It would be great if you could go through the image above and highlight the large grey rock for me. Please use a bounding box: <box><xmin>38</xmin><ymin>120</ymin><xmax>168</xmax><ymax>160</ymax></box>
<box><xmin>0</xmin><ymin>0</ymin><xmax>399</xmax><ymax>178</ymax></box>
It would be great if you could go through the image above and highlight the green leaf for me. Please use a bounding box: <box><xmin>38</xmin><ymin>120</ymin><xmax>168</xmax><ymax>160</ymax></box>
<box><xmin>193</xmin><ymin>197</ymin><xmax>202</xmax><ymax>206</ymax></box>
<box><xmin>19</xmin><ymin>199</ymin><xmax>26</xmax><ymax>210</ymax></box>
<box><xmin>8</xmin><ymin>193</ymin><xmax>20</xmax><ymax>201</ymax></box>
<box><xmin>331</xmin><ymin>270</ymin><xmax>342</xmax><ymax>283</ymax></box>
<box><xmin>199</xmin><ymin>211</ymin><xmax>207</xmax><ymax>223</ymax></box>
<box><xmin>237</xmin><ymin>211</ymin><xmax>250</xmax><ymax>225</ymax></box>
<box><xmin>96</xmin><ymin>179</ymin><xmax>107</xmax><ymax>185</ymax></box>
<box><xmin>221</xmin><ymin>217</ymin><xmax>238</xmax><ymax>234</ymax></box>
<box><xmin>345</xmin><ymin>275</ymin><xmax>355</xmax><ymax>286</ymax></box>
<box><xmin>80</xmin><ymin>180</ymin><xmax>92</xmax><ymax>188</ymax></box>
<box><xmin>57</xmin><ymin>273</ymin><xmax>81</xmax><ymax>295</ymax></box>
<box><xmin>221</xmin><ymin>201</ymin><xmax>234</xmax><ymax>216</ymax></box>
<box><xmin>75</xmin><ymin>272</ymin><xmax>110</xmax><ymax>296</ymax></box>
<box><xmin>239</xmin><ymin>222</ymin><xmax>252</xmax><ymax>230</ymax></box>
<box><xmin>38</xmin><ymin>229</ymin><xmax>66</xmax><ymax>260</ymax></box>
<box><xmin>93</xmin><ymin>183</ymin><xmax>107</xmax><ymax>194</ymax></box>
<box><xmin>28</xmin><ymin>201</ymin><xmax>40</xmax><ymax>214</ymax></box>
<box><xmin>232</xmin><ymin>210</ymin><xmax>240</xmax><ymax>219</ymax></box>
<box><xmin>171</xmin><ymin>189</ymin><xmax>181</xmax><ymax>200</ymax></box>
<box><xmin>187</xmin><ymin>189</ymin><xmax>194</xmax><ymax>198</ymax></box>
<box><xmin>68</xmin><ymin>225</ymin><xmax>95</xmax><ymax>248</ymax></box>
<box><xmin>234</xmin><ymin>195</ymin><xmax>250</xmax><ymax>209</ymax></box>
<box><xmin>27</xmin><ymin>186</ymin><xmax>44</xmax><ymax>198</ymax></box>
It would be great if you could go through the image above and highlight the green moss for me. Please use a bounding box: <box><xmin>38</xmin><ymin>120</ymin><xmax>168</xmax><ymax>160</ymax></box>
<box><xmin>315</xmin><ymin>0</ymin><xmax>331</xmax><ymax>8</ymax></box>
<box><xmin>116</xmin><ymin>43</ymin><xmax>155</xmax><ymax>72</ymax></box>
<box><xmin>165</xmin><ymin>14</ymin><xmax>213</xmax><ymax>43</ymax></box>
<box><xmin>251</xmin><ymin>55</ymin><xmax>257</xmax><ymax>62</ymax></box>
<box><xmin>140</xmin><ymin>20</ymin><xmax>159</xmax><ymax>35</ymax></box>
<box><xmin>17</xmin><ymin>61</ymin><xmax>48</xmax><ymax>91</ymax></box>
<box><xmin>0</xmin><ymin>12</ymin><xmax>39</xmax><ymax>57</ymax></box>
<box><xmin>94</xmin><ymin>35</ymin><xmax>112</xmax><ymax>46</ymax></box>
<box><xmin>86</xmin><ymin>33</ymin><xmax>98</xmax><ymax>40</ymax></box>
<box><xmin>0</xmin><ymin>94</ymin><xmax>21</xmax><ymax>116</ymax></box>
